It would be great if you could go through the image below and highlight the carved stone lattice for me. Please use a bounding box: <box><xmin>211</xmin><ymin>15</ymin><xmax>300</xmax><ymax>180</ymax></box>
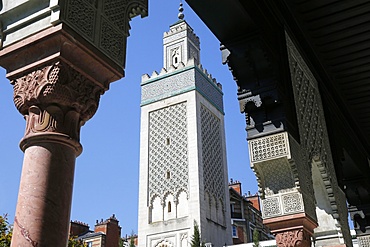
<box><xmin>275</xmin><ymin>229</ymin><xmax>311</xmax><ymax>247</ymax></box>
<box><xmin>287</xmin><ymin>33</ymin><xmax>350</xmax><ymax>242</ymax></box>
<box><xmin>103</xmin><ymin>0</ymin><xmax>126</xmax><ymax>31</ymax></box>
<box><xmin>282</xmin><ymin>193</ymin><xmax>303</xmax><ymax>214</ymax></box>
<box><xmin>64</xmin><ymin>0</ymin><xmax>147</xmax><ymax>65</ymax></box>
<box><xmin>148</xmin><ymin>102</ymin><xmax>189</xmax><ymax>203</ymax></box>
<box><xmin>258</xmin><ymin>158</ymin><xmax>295</xmax><ymax>196</ymax></box>
<box><xmin>65</xmin><ymin>0</ymin><xmax>96</xmax><ymax>41</ymax></box>
<box><xmin>201</xmin><ymin>104</ymin><xmax>225</xmax><ymax>208</ymax></box>
<box><xmin>195</xmin><ymin>71</ymin><xmax>224</xmax><ymax>112</ymax></box>
<box><xmin>141</xmin><ymin>69</ymin><xmax>195</xmax><ymax>104</ymax></box>
<box><xmin>358</xmin><ymin>235</ymin><xmax>370</xmax><ymax>247</ymax></box>
<box><xmin>249</xmin><ymin>132</ymin><xmax>290</xmax><ymax>163</ymax></box>
<box><xmin>262</xmin><ymin>197</ymin><xmax>281</xmax><ymax>218</ymax></box>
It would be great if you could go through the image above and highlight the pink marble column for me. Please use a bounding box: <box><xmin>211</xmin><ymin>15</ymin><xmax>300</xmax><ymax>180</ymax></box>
<box><xmin>0</xmin><ymin>0</ymin><xmax>149</xmax><ymax>243</ymax></box>
<box><xmin>7</xmin><ymin>61</ymin><xmax>103</xmax><ymax>247</ymax></box>
<box><xmin>13</xmin><ymin>144</ymin><xmax>77</xmax><ymax>246</ymax></box>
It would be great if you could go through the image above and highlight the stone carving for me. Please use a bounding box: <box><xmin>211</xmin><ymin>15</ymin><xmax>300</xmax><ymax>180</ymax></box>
<box><xmin>11</xmin><ymin>61</ymin><xmax>103</xmax><ymax>152</ymax></box>
<box><xmin>282</xmin><ymin>192</ymin><xmax>303</xmax><ymax>214</ymax></box>
<box><xmin>155</xmin><ymin>239</ymin><xmax>173</xmax><ymax>247</ymax></box>
<box><xmin>12</xmin><ymin>61</ymin><xmax>103</xmax><ymax>123</ymax></box>
<box><xmin>64</xmin><ymin>0</ymin><xmax>148</xmax><ymax>65</ymax></box>
<box><xmin>201</xmin><ymin>104</ymin><xmax>225</xmax><ymax>215</ymax></box>
<box><xmin>287</xmin><ymin>33</ymin><xmax>350</xmax><ymax>240</ymax></box>
<box><xmin>141</xmin><ymin>69</ymin><xmax>195</xmax><ymax>104</ymax></box>
<box><xmin>141</xmin><ymin>64</ymin><xmax>223</xmax><ymax>112</ymax></box>
<box><xmin>249</xmin><ymin>132</ymin><xmax>290</xmax><ymax>163</ymax></box>
<box><xmin>258</xmin><ymin>158</ymin><xmax>295</xmax><ymax>196</ymax></box>
<box><xmin>358</xmin><ymin>235</ymin><xmax>370</xmax><ymax>247</ymax></box>
<box><xmin>262</xmin><ymin>196</ymin><xmax>281</xmax><ymax>218</ymax></box>
<box><xmin>195</xmin><ymin>70</ymin><xmax>224</xmax><ymax>112</ymax></box>
<box><xmin>148</xmin><ymin>102</ymin><xmax>189</xmax><ymax>204</ymax></box>
<box><xmin>275</xmin><ymin>229</ymin><xmax>310</xmax><ymax>247</ymax></box>
<box><xmin>100</xmin><ymin>19</ymin><xmax>125</xmax><ymax>63</ymax></box>
<box><xmin>65</xmin><ymin>0</ymin><xmax>96</xmax><ymax>41</ymax></box>
<box><xmin>262</xmin><ymin>191</ymin><xmax>304</xmax><ymax>218</ymax></box>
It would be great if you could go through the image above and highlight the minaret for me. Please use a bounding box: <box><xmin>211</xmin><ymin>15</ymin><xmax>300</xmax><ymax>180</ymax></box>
<box><xmin>138</xmin><ymin>4</ymin><xmax>232</xmax><ymax>247</ymax></box>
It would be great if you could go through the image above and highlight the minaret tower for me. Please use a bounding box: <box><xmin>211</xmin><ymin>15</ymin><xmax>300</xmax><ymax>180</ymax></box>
<box><xmin>138</xmin><ymin>4</ymin><xmax>231</xmax><ymax>247</ymax></box>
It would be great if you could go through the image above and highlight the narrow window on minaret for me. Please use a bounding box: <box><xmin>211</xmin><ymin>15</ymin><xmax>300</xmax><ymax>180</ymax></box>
<box><xmin>168</xmin><ymin>201</ymin><xmax>172</xmax><ymax>212</ymax></box>
<box><xmin>166</xmin><ymin>137</ymin><xmax>170</xmax><ymax>145</ymax></box>
<box><xmin>166</xmin><ymin>171</ymin><xmax>171</xmax><ymax>179</ymax></box>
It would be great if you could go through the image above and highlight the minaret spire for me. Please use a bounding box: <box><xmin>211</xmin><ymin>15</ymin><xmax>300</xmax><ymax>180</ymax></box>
<box><xmin>178</xmin><ymin>2</ymin><xmax>184</xmax><ymax>20</ymax></box>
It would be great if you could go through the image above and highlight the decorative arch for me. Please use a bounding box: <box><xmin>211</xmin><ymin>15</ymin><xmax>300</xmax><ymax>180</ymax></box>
<box><xmin>154</xmin><ymin>239</ymin><xmax>174</xmax><ymax>247</ymax></box>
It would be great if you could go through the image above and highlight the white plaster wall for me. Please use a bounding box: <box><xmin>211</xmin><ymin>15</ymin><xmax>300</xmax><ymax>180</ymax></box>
<box><xmin>164</xmin><ymin>194</ymin><xmax>176</xmax><ymax>221</ymax></box>
<box><xmin>177</xmin><ymin>191</ymin><xmax>189</xmax><ymax>218</ymax></box>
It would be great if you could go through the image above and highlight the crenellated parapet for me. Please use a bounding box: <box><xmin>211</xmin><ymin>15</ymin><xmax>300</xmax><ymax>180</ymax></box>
<box><xmin>141</xmin><ymin>58</ymin><xmax>223</xmax><ymax>113</ymax></box>
<box><xmin>164</xmin><ymin>20</ymin><xmax>200</xmax><ymax>48</ymax></box>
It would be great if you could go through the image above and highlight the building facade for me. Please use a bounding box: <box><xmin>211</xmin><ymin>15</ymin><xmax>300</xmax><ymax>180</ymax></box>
<box><xmin>229</xmin><ymin>180</ymin><xmax>272</xmax><ymax>244</ymax></box>
<box><xmin>137</xmin><ymin>7</ymin><xmax>231</xmax><ymax>247</ymax></box>
<box><xmin>70</xmin><ymin>215</ymin><xmax>122</xmax><ymax>247</ymax></box>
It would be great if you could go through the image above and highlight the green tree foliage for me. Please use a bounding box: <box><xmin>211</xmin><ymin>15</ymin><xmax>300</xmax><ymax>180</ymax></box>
<box><xmin>0</xmin><ymin>214</ymin><xmax>12</xmax><ymax>247</ymax></box>
<box><xmin>119</xmin><ymin>238</ymin><xmax>125</xmax><ymax>247</ymax></box>
<box><xmin>129</xmin><ymin>235</ymin><xmax>135</xmax><ymax>247</ymax></box>
<box><xmin>252</xmin><ymin>228</ymin><xmax>260</xmax><ymax>247</ymax></box>
<box><xmin>68</xmin><ymin>236</ymin><xmax>86</xmax><ymax>247</ymax></box>
<box><xmin>190</xmin><ymin>221</ymin><xmax>205</xmax><ymax>247</ymax></box>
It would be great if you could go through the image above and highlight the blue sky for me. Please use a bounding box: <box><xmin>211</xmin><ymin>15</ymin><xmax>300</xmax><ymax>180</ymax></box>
<box><xmin>0</xmin><ymin>1</ymin><xmax>257</xmax><ymax>236</ymax></box>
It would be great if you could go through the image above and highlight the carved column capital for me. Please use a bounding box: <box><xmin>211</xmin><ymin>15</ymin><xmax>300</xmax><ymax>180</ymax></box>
<box><xmin>264</xmin><ymin>212</ymin><xmax>317</xmax><ymax>247</ymax></box>
<box><xmin>11</xmin><ymin>61</ymin><xmax>104</xmax><ymax>154</ymax></box>
<box><xmin>275</xmin><ymin>229</ymin><xmax>310</xmax><ymax>247</ymax></box>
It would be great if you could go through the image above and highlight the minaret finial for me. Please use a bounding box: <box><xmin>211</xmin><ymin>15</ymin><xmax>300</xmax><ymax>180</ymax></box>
<box><xmin>178</xmin><ymin>2</ymin><xmax>184</xmax><ymax>20</ymax></box>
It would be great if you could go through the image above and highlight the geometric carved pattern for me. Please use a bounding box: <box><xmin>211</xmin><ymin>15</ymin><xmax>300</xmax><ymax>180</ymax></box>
<box><xmin>148</xmin><ymin>102</ymin><xmax>188</xmax><ymax>203</ymax></box>
<box><xmin>64</xmin><ymin>0</ymin><xmax>147</xmax><ymax>65</ymax></box>
<box><xmin>282</xmin><ymin>193</ymin><xmax>303</xmax><ymax>214</ymax></box>
<box><xmin>258</xmin><ymin>158</ymin><xmax>295</xmax><ymax>196</ymax></box>
<box><xmin>141</xmin><ymin>69</ymin><xmax>195</xmax><ymax>105</ymax></box>
<box><xmin>287</xmin><ymin>33</ymin><xmax>350</xmax><ymax>238</ymax></box>
<box><xmin>195</xmin><ymin>71</ymin><xmax>224</xmax><ymax>112</ymax></box>
<box><xmin>100</xmin><ymin>19</ymin><xmax>125</xmax><ymax>64</ymax></box>
<box><xmin>262</xmin><ymin>191</ymin><xmax>304</xmax><ymax>218</ymax></box>
<box><xmin>262</xmin><ymin>197</ymin><xmax>281</xmax><ymax>218</ymax></box>
<box><xmin>358</xmin><ymin>235</ymin><xmax>370</xmax><ymax>247</ymax></box>
<box><xmin>102</xmin><ymin>0</ymin><xmax>126</xmax><ymax>31</ymax></box>
<box><xmin>201</xmin><ymin>104</ymin><xmax>225</xmax><ymax>207</ymax></box>
<box><xmin>249</xmin><ymin>132</ymin><xmax>290</xmax><ymax>163</ymax></box>
<box><xmin>141</xmin><ymin>68</ymin><xmax>223</xmax><ymax>112</ymax></box>
<box><xmin>65</xmin><ymin>0</ymin><xmax>96</xmax><ymax>41</ymax></box>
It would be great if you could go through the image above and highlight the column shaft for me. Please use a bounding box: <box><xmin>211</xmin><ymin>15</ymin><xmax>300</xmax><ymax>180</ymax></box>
<box><xmin>12</xmin><ymin>143</ymin><xmax>76</xmax><ymax>247</ymax></box>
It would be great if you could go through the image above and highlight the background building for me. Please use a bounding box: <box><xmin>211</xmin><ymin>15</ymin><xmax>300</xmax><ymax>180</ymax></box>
<box><xmin>229</xmin><ymin>179</ymin><xmax>273</xmax><ymax>244</ymax></box>
<box><xmin>70</xmin><ymin>215</ymin><xmax>122</xmax><ymax>247</ymax></box>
